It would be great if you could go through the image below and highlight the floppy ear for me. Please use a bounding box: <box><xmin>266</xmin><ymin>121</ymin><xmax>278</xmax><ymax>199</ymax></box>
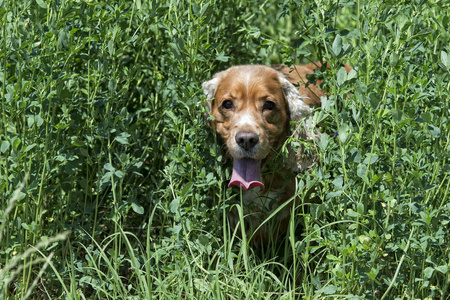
<box><xmin>279</xmin><ymin>76</ymin><xmax>312</xmax><ymax>122</ymax></box>
<box><xmin>279</xmin><ymin>76</ymin><xmax>320</xmax><ymax>173</ymax></box>
<box><xmin>202</xmin><ymin>77</ymin><xmax>219</xmax><ymax>113</ymax></box>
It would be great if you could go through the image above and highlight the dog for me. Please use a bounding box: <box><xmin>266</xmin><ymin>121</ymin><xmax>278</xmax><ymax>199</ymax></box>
<box><xmin>202</xmin><ymin>62</ymin><xmax>342</xmax><ymax>244</ymax></box>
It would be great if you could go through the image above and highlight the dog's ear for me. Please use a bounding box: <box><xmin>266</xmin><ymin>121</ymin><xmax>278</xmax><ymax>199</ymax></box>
<box><xmin>202</xmin><ymin>77</ymin><xmax>219</xmax><ymax>113</ymax></box>
<box><xmin>279</xmin><ymin>75</ymin><xmax>319</xmax><ymax>173</ymax></box>
<box><xmin>279</xmin><ymin>76</ymin><xmax>312</xmax><ymax>122</ymax></box>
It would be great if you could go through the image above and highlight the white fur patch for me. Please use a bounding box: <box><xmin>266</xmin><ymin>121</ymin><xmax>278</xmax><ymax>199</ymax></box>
<box><xmin>235</xmin><ymin>111</ymin><xmax>256</xmax><ymax>127</ymax></box>
<box><xmin>244</xmin><ymin>69</ymin><xmax>252</xmax><ymax>92</ymax></box>
<box><xmin>278</xmin><ymin>76</ymin><xmax>312</xmax><ymax>122</ymax></box>
<box><xmin>202</xmin><ymin>77</ymin><xmax>219</xmax><ymax>112</ymax></box>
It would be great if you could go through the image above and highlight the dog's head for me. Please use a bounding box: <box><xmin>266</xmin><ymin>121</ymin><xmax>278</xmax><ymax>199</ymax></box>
<box><xmin>202</xmin><ymin>65</ymin><xmax>315</xmax><ymax>190</ymax></box>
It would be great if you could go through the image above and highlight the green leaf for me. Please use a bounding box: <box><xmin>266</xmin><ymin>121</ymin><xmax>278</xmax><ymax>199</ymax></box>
<box><xmin>347</xmin><ymin>209</ymin><xmax>361</xmax><ymax>217</ymax></box>
<box><xmin>389</xmin><ymin>52</ymin><xmax>399</xmax><ymax>67</ymax></box>
<box><xmin>216</xmin><ymin>51</ymin><xmax>229</xmax><ymax>62</ymax></box>
<box><xmin>180</xmin><ymin>182</ymin><xmax>193</xmax><ymax>197</ymax></box>
<box><xmin>172</xmin><ymin>224</ymin><xmax>182</xmax><ymax>234</ymax></box>
<box><xmin>108</xmin><ymin>78</ymin><xmax>117</xmax><ymax>93</ymax></box>
<box><xmin>197</xmin><ymin>234</ymin><xmax>210</xmax><ymax>246</ymax></box>
<box><xmin>338</xmin><ymin>123</ymin><xmax>351</xmax><ymax>143</ymax></box>
<box><xmin>428</xmin><ymin>125</ymin><xmax>441</xmax><ymax>138</ymax></box>
<box><xmin>326</xmin><ymin>254</ymin><xmax>340</xmax><ymax>261</ymax></box>
<box><xmin>332</xmin><ymin>35</ymin><xmax>342</xmax><ymax>57</ymax></box>
<box><xmin>14</xmin><ymin>191</ymin><xmax>26</xmax><ymax>202</ymax></box>
<box><xmin>333</xmin><ymin>176</ymin><xmax>344</xmax><ymax>189</ymax></box>
<box><xmin>441</xmin><ymin>51</ymin><xmax>449</xmax><ymax>68</ymax></box>
<box><xmin>36</xmin><ymin>0</ymin><xmax>47</xmax><ymax>9</ymax></box>
<box><xmin>363</xmin><ymin>154</ymin><xmax>379</xmax><ymax>165</ymax></box>
<box><xmin>310</xmin><ymin>203</ymin><xmax>325</xmax><ymax>220</ymax></box>
<box><xmin>367</xmin><ymin>268</ymin><xmax>378</xmax><ymax>280</ymax></box>
<box><xmin>318</xmin><ymin>133</ymin><xmax>329</xmax><ymax>151</ymax></box>
<box><xmin>355</xmin><ymin>80</ymin><xmax>367</xmax><ymax>94</ymax></box>
<box><xmin>200</xmin><ymin>3</ymin><xmax>211</xmax><ymax>18</ymax></box>
<box><xmin>170</xmin><ymin>198</ymin><xmax>180</xmax><ymax>213</ymax></box>
<box><xmin>115</xmin><ymin>132</ymin><xmax>130</xmax><ymax>145</ymax></box>
<box><xmin>12</xmin><ymin>138</ymin><xmax>21</xmax><ymax>150</ymax></box>
<box><xmin>396</xmin><ymin>14</ymin><xmax>409</xmax><ymax>31</ymax></box>
<box><xmin>27</xmin><ymin>116</ymin><xmax>35</xmax><ymax>127</ymax></box>
<box><xmin>69</xmin><ymin>28</ymin><xmax>80</xmax><ymax>36</ymax></box>
<box><xmin>22</xmin><ymin>144</ymin><xmax>36</xmax><ymax>153</ymax></box>
<box><xmin>131</xmin><ymin>202</ymin><xmax>144</xmax><ymax>214</ymax></box>
<box><xmin>420</xmin><ymin>112</ymin><xmax>432</xmax><ymax>123</ymax></box>
<box><xmin>108</xmin><ymin>40</ymin><xmax>114</xmax><ymax>56</ymax></box>
<box><xmin>349</xmin><ymin>148</ymin><xmax>361</xmax><ymax>163</ymax></box>
<box><xmin>104</xmin><ymin>163</ymin><xmax>115</xmax><ymax>172</ymax></box>
<box><xmin>435</xmin><ymin>265</ymin><xmax>448</xmax><ymax>274</ymax></box>
<box><xmin>357</xmin><ymin>163</ymin><xmax>367</xmax><ymax>178</ymax></box>
<box><xmin>357</xmin><ymin>202</ymin><xmax>364</xmax><ymax>214</ymax></box>
<box><xmin>322</xmin><ymin>285</ymin><xmax>337</xmax><ymax>295</ymax></box>
<box><xmin>58</xmin><ymin>30</ymin><xmax>68</xmax><ymax>49</ymax></box>
<box><xmin>424</xmin><ymin>267</ymin><xmax>434</xmax><ymax>279</ymax></box>
<box><xmin>336</xmin><ymin>67</ymin><xmax>347</xmax><ymax>86</ymax></box>
<box><xmin>1</xmin><ymin>141</ymin><xmax>10</xmax><ymax>153</ymax></box>
<box><xmin>35</xmin><ymin>115</ymin><xmax>44</xmax><ymax>127</ymax></box>
<box><xmin>369</xmin><ymin>93</ymin><xmax>380</xmax><ymax>109</ymax></box>
<box><xmin>347</xmin><ymin>68</ymin><xmax>357</xmax><ymax>80</ymax></box>
<box><xmin>326</xmin><ymin>191</ymin><xmax>342</xmax><ymax>199</ymax></box>
<box><xmin>320</xmin><ymin>97</ymin><xmax>334</xmax><ymax>112</ymax></box>
<box><xmin>390</xmin><ymin>109</ymin><xmax>403</xmax><ymax>124</ymax></box>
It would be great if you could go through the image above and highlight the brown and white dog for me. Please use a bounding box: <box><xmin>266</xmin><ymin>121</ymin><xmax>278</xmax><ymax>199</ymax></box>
<box><xmin>202</xmin><ymin>62</ymin><xmax>342</xmax><ymax>243</ymax></box>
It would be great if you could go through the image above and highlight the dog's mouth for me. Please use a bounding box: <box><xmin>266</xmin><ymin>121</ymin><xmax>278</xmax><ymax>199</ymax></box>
<box><xmin>228</xmin><ymin>157</ymin><xmax>264</xmax><ymax>191</ymax></box>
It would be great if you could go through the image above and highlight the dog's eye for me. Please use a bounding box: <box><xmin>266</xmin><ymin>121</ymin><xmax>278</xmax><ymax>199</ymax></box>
<box><xmin>222</xmin><ymin>100</ymin><xmax>233</xmax><ymax>110</ymax></box>
<box><xmin>263</xmin><ymin>101</ymin><xmax>276</xmax><ymax>111</ymax></box>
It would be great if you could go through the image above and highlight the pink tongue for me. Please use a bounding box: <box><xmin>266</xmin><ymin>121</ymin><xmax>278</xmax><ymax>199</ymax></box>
<box><xmin>228</xmin><ymin>158</ymin><xmax>264</xmax><ymax>191</ymax></box>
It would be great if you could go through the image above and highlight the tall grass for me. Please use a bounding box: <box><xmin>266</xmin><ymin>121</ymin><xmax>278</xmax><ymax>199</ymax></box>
<box><xmin>0</xmin><ymin>0</ymin><xmax>449</xmax><ymax>298</ymax></box>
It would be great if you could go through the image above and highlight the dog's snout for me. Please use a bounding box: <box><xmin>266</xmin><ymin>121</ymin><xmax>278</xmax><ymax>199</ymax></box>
<box><xmin>235</xmin><ymin>131</ymin><xmax>259</xmax><ymax>151</ymax></box>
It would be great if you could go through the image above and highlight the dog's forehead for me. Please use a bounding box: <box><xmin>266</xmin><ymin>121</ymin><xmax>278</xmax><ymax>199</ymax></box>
<box><xmin>216</xmin><ymin>65</ymin><xmax>283</xmax><ymax>97</ymax></box>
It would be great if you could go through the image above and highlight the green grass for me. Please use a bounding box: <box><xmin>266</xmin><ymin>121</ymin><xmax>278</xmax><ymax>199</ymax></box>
<box><xmin>1</xmin><ymin>0</ymin><xmax>449</xmax><ymax>299</ymax></box>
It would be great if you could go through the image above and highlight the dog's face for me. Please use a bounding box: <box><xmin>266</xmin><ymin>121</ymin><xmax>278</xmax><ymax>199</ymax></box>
<box><xmin>207</xmin><ymin>66</ymin><xmax>289</xmax><ymax>160</ymax></box>
<box><xmin>203</xmin><ymin>65</ymin><xmax>313</xmax><ymax>190</ymax></box>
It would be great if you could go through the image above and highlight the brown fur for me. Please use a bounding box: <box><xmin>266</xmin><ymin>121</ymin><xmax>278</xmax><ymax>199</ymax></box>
<box><xmin>273</xmin><ymin>62</ymin><xmax>353</xmax><ymax>106</ymax></box>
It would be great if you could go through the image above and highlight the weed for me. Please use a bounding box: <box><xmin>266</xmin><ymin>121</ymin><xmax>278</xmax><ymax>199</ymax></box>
<box><xmin>0</xmin><ymin>0</ymin><xmax>449</xmax><ymax>299</ymax></box>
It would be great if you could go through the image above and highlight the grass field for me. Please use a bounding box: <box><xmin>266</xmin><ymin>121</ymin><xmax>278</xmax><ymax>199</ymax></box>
<box><xmin>1</xmin><ymin>0</ymin><xmax>449</xmax><ymax>299</ymax></box>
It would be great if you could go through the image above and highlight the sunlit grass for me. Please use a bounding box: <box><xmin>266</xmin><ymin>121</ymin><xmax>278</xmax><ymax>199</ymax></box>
<box><xmin>0</xmin><ymin>0</ymin><xmax>449</xmax><ymax>299</ymax></box>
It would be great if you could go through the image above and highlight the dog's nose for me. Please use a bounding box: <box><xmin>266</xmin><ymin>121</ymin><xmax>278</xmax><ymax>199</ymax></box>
<box><xmin>235</xmin><ymin>131</ymin><xmax>259</xmax><ymax>151</ymax></box>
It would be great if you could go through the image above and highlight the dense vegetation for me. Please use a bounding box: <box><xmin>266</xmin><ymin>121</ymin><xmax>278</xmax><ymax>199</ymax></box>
<box><xmin>1</xmin><ymin>0</ymin><xmax>449</xmax><ymax>298</ymax></box>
